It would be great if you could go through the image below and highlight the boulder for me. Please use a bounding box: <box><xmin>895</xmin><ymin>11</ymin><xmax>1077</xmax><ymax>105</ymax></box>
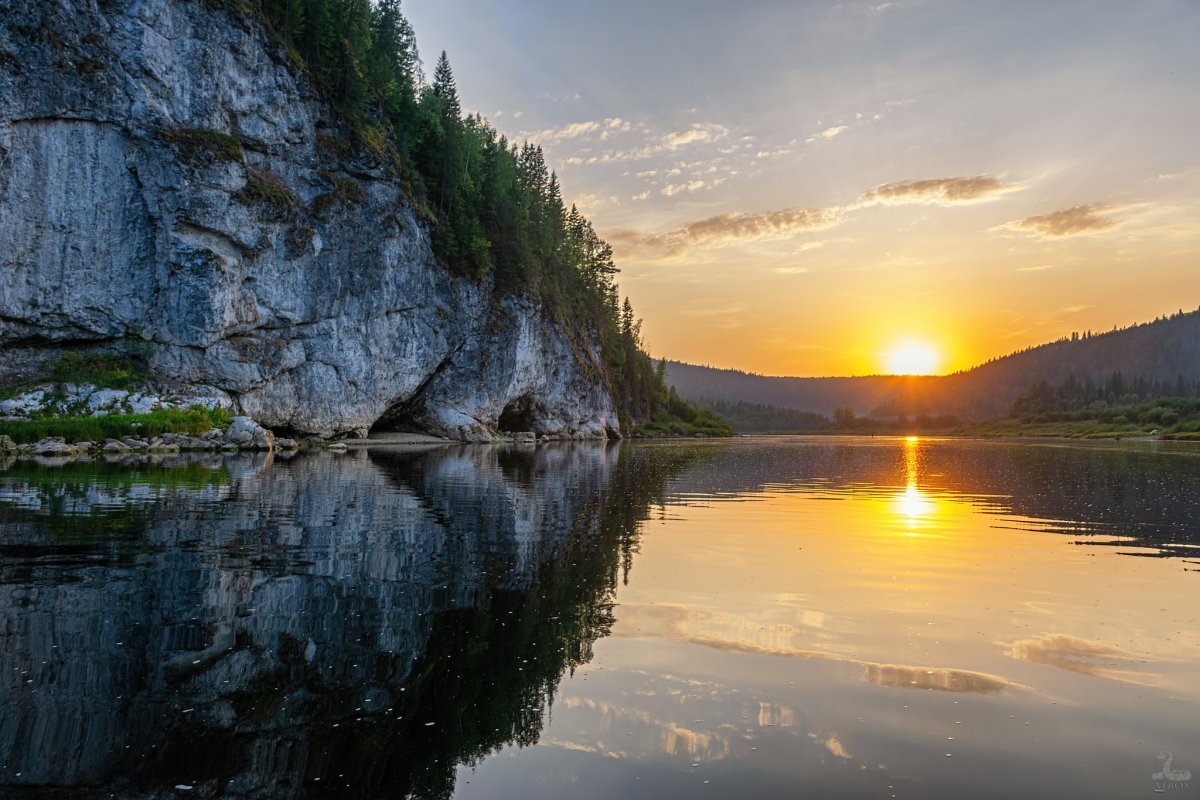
<box><xmin>223</xmin><ymin>416</ymin><xmax>275</xmax><ymax>450</ymax></box>
<box><xmin>33</xmin><ymin>439</ymin><xmax>77</xmax><ymax>456</ymax></box>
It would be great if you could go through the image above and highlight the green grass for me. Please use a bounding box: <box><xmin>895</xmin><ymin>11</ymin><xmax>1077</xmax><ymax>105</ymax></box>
<box><xmin>236</xmin><ymin>167</ymin><xmax>297</xmax><ymax>213</ymax></box>
<box><xmin>1160</xmin><ymin>431</ymin><xmax>1200</xmax><ymax>441</ymax></box>
<box><xmin>635</xmin><ymin>411</ymin><xmax>734</xmax><ymax>438</ymax></box>
<box><xmin>46</xmin><ymin>352</ymin><xmax>146</xmax><ymax>391</ymax></box>
<box><xmin>0</xmin><ymin>406</ymin><xmax>232</xmax><ymax>445</ymax></box>
<box><xmin>0</xmin><ymin>352</ymin><xmax>149</xmax><ymax>402</ymax></box>
<box><xmin>159</xmin><ymin>126</ymin><xmax>244</xmax><ymax>166</ymax></box>
<box><xmin>311</xmin><ymin>171</ymin><xmax>366</xmax><ymax>217</ymax></box>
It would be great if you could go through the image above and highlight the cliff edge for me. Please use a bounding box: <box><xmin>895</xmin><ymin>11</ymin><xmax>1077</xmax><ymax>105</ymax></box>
<box><xmin>0</xmin><ymin>0</ymin><xmax>619</xmax><ymax>440</ymax></box>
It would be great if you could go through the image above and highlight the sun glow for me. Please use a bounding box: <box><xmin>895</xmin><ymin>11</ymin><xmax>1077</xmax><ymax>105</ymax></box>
<box><xmin>884</xmin><ymin>343</ymin><xmax>941</xmax><ymax>376</ymax></box>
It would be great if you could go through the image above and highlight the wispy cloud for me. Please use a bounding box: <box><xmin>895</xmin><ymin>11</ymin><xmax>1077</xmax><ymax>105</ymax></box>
<box><xmin>661</xmin><ymin>179</ymin><xmax>708</xmax><ymax>197</ymax></box>
<box><xmin>547</xmin><ymin>120</ymin><xmax>732</xmax><ymax>165</ymax></box>
<box><xmin>612</xmin><ymin>174</ymin><xmax>1015</xmax><ymax>259</ymax></box>
<box><xmin>1000</xmin><ymin>202</ymin><xmax>1124</xmax><ymax>238</ymax></box>
<box><xmin>533</xmin><ymin>117</ymin><xmax>632</xmax><ymax>143</ymax></box>
<box><xmin>857</xmin><ymin>176</ymin><xmax>1020</xmax><ymax>207</ymax></box>
<box><xmin>663</xmin><ymin>123</ymin><xmax>729</xmax><ymax>150</ymax></box>
<box><xmin>611</xmin><ymin>207</ymin><xmax>842</xmax><ymax>259</ymax></box>
<box><xmin>803</xmin><ymin>124</ymin><xmax>850</xmax><ymax>144</ymax></box>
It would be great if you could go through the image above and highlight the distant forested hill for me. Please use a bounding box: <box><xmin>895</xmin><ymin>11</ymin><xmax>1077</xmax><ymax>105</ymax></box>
<box><xmin>665</xmin><ymin>307</ymin><xmax>1200</xmax><ymax>423</ymax></box>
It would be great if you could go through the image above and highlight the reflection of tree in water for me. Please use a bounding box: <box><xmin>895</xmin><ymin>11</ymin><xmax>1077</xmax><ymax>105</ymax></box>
<box><xmin>353</xmin><ymin>442</ymin><xmax>720</xmax><ymax>799</ymax></box>
<box><xmin>0</xmin><ymin>443</ymin><xmax>719</xmax><ymax>799</ymax></box>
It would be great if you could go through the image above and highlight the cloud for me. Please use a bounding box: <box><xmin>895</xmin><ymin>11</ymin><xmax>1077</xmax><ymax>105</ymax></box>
<box><xmin>609</xmin><ymin>174</ymin><xmax>1014</xmax><ymax>260</ymax></box>
<box><xmin>534</xmin><ymin>118</ymin><xmax>635</xmax><ymax>143</ymax></box>
<box><xmin>755</xmin><ymin>147</ymin><xmax>794</xmax><ymax>159</ymax></box>
<box><xmin>663</xmin><ymin>123</ymin><xmax>729</xmax><ymax>150</ymax></box>
<box><xmin>1016</xmin><ymin>264</ymin><xmax>1054</xmax><ymax>272</ymax></box>
<box><xmin>611</xmin><ymin>207</ymin><xmax>842</xmax><ymax>259</ymax></box>
<box><xmin>1000</xmin><ymin>202</ymin><xmax>1124</xmax><ymax>238</ymax></box>
<box><xmin>857</xmin><ymin>176</ymin><xmax>1020</xmax><ymax>207</ymax></box>
<box><xmin>537</xmin><ymin>91</ymin><xmax>581</xmax><ymax>104</ymax></box>
<box><xmin>774</xmin><ymin>266</ymin><xmax>809</xmax><ymax>274</ymax></box>
<box><xmin>661</xmin><ymin>180</ymin><xmax>707</xmax><ymax>197</ymax></box>
<box><xmin>804</xmin><ymin>124</ymin><xmax>849</xmax><ymax>144</ymax></box>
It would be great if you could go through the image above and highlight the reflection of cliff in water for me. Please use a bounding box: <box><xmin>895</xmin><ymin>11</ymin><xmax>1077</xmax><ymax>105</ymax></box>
<box><xmin>664</xmin><ymin>438</ymin><xmax>1200</xmax><ymax>554</ymax></box>
<box><xmin>0</xmin><ymin>443</ymin><xmax>715</xmax><ymax>798</ymax></box>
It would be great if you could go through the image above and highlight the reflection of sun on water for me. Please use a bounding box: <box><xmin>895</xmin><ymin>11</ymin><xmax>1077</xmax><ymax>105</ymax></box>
<box><xmin>894</xmin><ymin>436</ymin><xmax>936</xmax><ymax>529</ymax></box>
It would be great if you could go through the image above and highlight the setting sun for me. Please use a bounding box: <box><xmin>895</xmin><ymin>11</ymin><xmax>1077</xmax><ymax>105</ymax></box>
<box><xmin>884</xmin><ymin>344</ymin><xmax>941</xmax><ymax>375</ymax></box>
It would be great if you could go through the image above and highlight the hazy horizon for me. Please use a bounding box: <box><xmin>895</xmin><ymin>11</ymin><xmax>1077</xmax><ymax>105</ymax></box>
<box><xmin>406</xmin><ymin>0</ymin><xmax>1200</xmax><ymax>377</ymax></box>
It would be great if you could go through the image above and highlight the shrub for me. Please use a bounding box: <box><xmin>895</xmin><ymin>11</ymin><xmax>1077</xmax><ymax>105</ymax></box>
<box><xmin>160</xmin><ymin>127</ymin><xmax>244</xmax><ymax>166</ymax></box>
<box><xmin>236</xmin><ymin>167</ymin><xmax>297</xmax><ymax>214</ymax></box>
<box><xmin>311</xmin><ymin>172</ymin><xmax>365</xmax><ymax>217</ymax></box>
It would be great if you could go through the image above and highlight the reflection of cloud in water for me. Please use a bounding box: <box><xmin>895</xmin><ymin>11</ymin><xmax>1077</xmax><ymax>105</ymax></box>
<box><xmin>863</xmin><ymin>663</ymin><xmax>1009</xmax><ymax>694</ymax></box>
<box><xmin>812</xmin><ymin>733</ymin><xmax>852</xmax><ymax>759</ymax></box>
<box><xmin>758</xmin><ymin>701</ymin><xmax>795</xmax><ymax>728</ymax></box>
<box><xmin>617</xmin><ymin>603</ymin><xmax>1021</xmax><ymax>695</ymax></box>
<box><xmin>1004</xmin><ymin>633</ymin><xmax>1166</xmax><ymax>687</ymax></box>
<box><xmin>545</xmin><ymin>673</ymin><xmax>866</xmax><ymax>773</ymax></box>
<box><xmin>553</xmin><ymin>695</ymin><xmax>732</xmax><ymax>760</ymax></box>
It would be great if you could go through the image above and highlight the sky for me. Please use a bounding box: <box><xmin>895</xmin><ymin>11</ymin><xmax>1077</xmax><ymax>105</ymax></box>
<box><xmin>404</xmin><ymin>0</ymin><xmax>1200</xmax><ymax>376</ymax></box>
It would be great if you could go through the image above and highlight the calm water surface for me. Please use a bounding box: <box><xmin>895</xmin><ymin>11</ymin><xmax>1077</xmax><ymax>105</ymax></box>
<box><xmin>1</xmin><ymin>437</ymin><xmax>1198</xmax><ymax>798</ymax></box>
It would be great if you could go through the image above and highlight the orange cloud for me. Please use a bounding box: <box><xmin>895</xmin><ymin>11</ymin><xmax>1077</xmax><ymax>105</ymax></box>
<box><xmin>611</xmin><ymin>207</ymin><xmax>841</xmax><ymax>259</ymax></box>
<box><xmin>1001</xmin><ymin>202</ymin><xmax>1124</xmax><ymax>237</ymax></box>
<box><xmin>857</xmin><ymin>176</ymin><xmax>1019</xmax><ymax>206</ymax></box>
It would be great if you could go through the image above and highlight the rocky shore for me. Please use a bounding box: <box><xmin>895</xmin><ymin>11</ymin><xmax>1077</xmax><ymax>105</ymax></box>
<box><xmin>0</xmin><ymin>416</ymin><xmax>295</xmax><ymax>458</ymax></box>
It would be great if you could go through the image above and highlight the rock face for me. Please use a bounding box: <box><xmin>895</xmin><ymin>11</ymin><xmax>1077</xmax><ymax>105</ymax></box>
<box><xmin>0</xmin><ymin>0</ymin><xmax>619</xmax><ymax>440</ymax></box>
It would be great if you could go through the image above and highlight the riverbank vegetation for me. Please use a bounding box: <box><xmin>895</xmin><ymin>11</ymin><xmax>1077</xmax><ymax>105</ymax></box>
<box><xmin>970</xmin><ymin>379</ymin><xmax>1200</xmax><ymax>440</ymax></box>
<box><xmin>676</xmin><ymin>379</ymin><xmax>1200</xmax><ymax>441</ymax></box>
<box><xmin>0</xmin><ymin>407</ymin><xmax>233</xmax><ymax>445</ymax></box>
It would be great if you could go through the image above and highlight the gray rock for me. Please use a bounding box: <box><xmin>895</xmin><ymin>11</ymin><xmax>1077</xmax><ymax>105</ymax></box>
<box><xmin>274</xmin><ymin>438</ymin><xmax>298</xmax><ymax>450</ymax></box>
<box><xmin>0</xmin><ymin>390</ymin><xmax>46</xmax><ymax>418</ymax></box>
<box><xmin>33</xmin><ymin>439</ymin><xmax>77</xmax><ymax>456</ymax></box>
<box><xmin>223</xmin><ymin>416</ymin><xmax>274</xmax><ymax>450</ymax></box>
<box><xmin>0</xmin><ymin>1</ymin><xmax>618</xmax><ymax>442</ymax></box>
<box><xmin>0</xmin><ymin>435</ymin><xmax>17</xmax><ymax>451</ymax></box>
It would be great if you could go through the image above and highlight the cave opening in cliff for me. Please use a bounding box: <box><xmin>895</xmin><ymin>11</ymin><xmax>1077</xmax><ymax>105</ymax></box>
<box><xmin>497</xmin><ymin>396</ymin><xmax>537</xmax><ymax>433</ymax></box>
<box><xmin>370</xmin><ymin>398</ymin><xmax>426</xmax><ymax>436</ymax></box>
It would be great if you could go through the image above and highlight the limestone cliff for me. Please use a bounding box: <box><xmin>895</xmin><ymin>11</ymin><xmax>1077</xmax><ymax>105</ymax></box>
<box><xmin>0</xmin><ymin>0</ymin><xmax>619</xmax><ymax>440</ymax></box>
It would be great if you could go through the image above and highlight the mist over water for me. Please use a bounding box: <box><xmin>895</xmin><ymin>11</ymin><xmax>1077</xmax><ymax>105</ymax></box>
<box><xmin>1</xmin><ymin>438</ymin><xmax>1197</xmax><ymax>798</ymax></box>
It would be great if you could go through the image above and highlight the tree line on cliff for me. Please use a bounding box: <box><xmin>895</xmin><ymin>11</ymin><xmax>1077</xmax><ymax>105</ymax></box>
<box><xmin>217</xmin><ymin>0</ymin><xmax>719</xmax><ymax>433</ymax></box>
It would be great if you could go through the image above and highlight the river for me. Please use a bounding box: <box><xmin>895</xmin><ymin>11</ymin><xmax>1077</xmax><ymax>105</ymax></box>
<box><xmin>1</xmin><ymin>437</ymin><xmax>1197</xmax><ymax>798</ymax></box>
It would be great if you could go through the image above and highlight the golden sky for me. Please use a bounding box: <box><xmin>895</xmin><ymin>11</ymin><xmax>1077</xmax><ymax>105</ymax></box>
<box><xmin>409</xmin><ymin>1</ymin><xmax>1200</xmax><ymax>376</ymax></box>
